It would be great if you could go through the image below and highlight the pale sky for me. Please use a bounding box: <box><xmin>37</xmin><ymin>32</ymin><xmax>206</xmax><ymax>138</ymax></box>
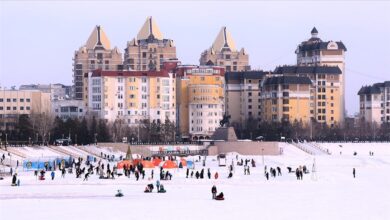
<box><xmin>0</xmin><ymin>1</ymin><xmax>389</xmax><ymax>115</ymax></box>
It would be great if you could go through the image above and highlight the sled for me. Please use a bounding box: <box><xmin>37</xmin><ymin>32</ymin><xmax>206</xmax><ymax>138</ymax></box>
<box><xmin>158</xmin><ymin>190</ymin><xmax>166</xmax><ymax>193</ymax></box>
<box><xmin>115</xmin><ymin>193</ymin><xmax>124</xmax><ymax>197</ymax></box>
<box><xmin>215</xmin><ymin>197</ymin><xmax>225</xmax><ymax>201</ymax></box>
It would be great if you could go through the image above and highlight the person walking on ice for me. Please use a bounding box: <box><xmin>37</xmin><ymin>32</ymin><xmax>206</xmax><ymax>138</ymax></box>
<box><xmin>353</xmin><ymin>168</ymin><xmax>356</xmax><ymax>178</ymax></box>
<box><xmin>211</xmin><ymin>185</ymin><xmax>217</xmax><ymax>199</ymax></box>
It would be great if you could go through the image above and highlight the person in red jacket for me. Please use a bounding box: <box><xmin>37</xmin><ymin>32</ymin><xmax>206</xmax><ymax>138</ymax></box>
<box><xmin>214</xmin><ymin>172</ymin><xmax>219</xmax><ymax>179</ymax></box>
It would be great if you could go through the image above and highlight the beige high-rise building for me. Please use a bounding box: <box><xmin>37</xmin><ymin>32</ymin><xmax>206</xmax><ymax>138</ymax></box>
<box><xmin>73</xmin><ymin>25</ymin><xmax>123</xmax><ymax>105</ymax></box>
<box><xmin>260</xmin><ymin>75</ymin><xmax>312</xmax><ymax>124</ymax></box>
<box><xmin>225</xmin><ymin>71</ymin><xmax>271</xmax><ymax>129</ymax></box>
<box><xmin>124</xmin><ymin>16</ymin><xmax>177</xmax><ymax>71</ymax></box>
<box><xmin>87</xmin><ymin>61</ymin><xmax>178</xmax><ymax>125</ymax></box>
<box><xmin>200</xmin><ymin>27</ymin><xmax>250</xmax><ymax>72</ymax></box>
<box><xmin>176</xmin><ymin>66</ymin><xmax>225</xmax><ymax>140</ymax></box>
<box><xmin>273</xmin><ymin>65</ymin><xmax>343</xmax><ymax>126</ymax></box>
<box><xmin>0</xmin><ymin>90</ymin><xmax>51</xmax><ymax>130</ymax></box>
<box><xmin>295</xmin><ymin>27</ymin><xmax>347</xmax><ymax>123</ymax></box>
<box><xmin>358</xmin><ymin>81</ymin><xmax>390</xmax><ymax>124</ymax></box>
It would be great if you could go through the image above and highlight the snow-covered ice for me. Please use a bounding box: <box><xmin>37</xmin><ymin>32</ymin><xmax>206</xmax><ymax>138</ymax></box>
<box><xmin>1</xmin><ymin>143</ymin><xmax>390</xmax><ymax>220</ymax></box>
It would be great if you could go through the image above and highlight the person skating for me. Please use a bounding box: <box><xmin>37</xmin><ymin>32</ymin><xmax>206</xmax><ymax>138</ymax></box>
<box><xmin>191</xmin><ymin>171</ymin><xmax>194</xmax><ymax>178</ymax></box>
<box><xmin>207</xmin><ymin>168</ymin><xmax>211</xmax><ymax>179</ymax></box>
<box><xmin>265</xmin><ymin>172</ymin><xmax>269</xmax><ymax>180</ymax></box>
<box><xmin>214</xmin><ymin>172</ymin><xmax>219</xmax><ymax>179</ymax></box>
<box><xmin>277</xmin><ymin>167</ymin><xmax>282</xmax><ymax>176</ymax></box>
<box><xmin>51</xmin><ymin>171</ymin><xmax>55</xmax><ymax>180</ymax></box>
<box><xmin>84</xmin><ymin>172</ymin><xmax>90</xmax><ymax>181</ymax></box>
<box><xmin>151</xmin><ymin>170</ymin><xmax>154</xmax><ymax>179</ymax></box>
<box><xmin>61</xmin><ymin>168</ymin><xmax>66</xmax><ymax>178</ymax></box>
<box><xmin>156</xmin><ymin>180</ymin><xmax>161</xmax><ymax>191</ymax></box>
<box><xmin>11</xmin><ymin>173</ymin><xmax>17</xmax><ymax>186</ymax></box>
<box><xmin>135</xmin><ymin>171</ymin><xmax>139</xmax><ymax>181</ymax></box>
<box><xmin>211</xmin><ymin>185</ymin><xmax>217</xmax><ymax>199</ymax></box>
<box><xmin>186</xmin><ymin>168</ymin><xmax>189</xmax><ymax>178</ymax></box>
<box><xmin>228</xmin><ymin>172</ymin><xmax>233</xmax><ymax>178</ymax></box>
<box><xmin>195</xmin><ymin>171</ymin><xmax>200</xmax><ymax>179</ymax></box>
<box><xmin>353</xmin><ymin>168</ymin><xmax>356</xmax><ymax>178</ymax></box>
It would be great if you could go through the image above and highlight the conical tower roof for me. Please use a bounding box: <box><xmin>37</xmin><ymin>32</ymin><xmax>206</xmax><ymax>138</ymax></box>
<box><xmin>137</xmin><ymin>16</ymin><xmax>163</xmax><ymax>40</ymax></box>
<box><xmin>212</xmin><ymin>26</ymin><xmax>237</xmax><ymax>52</ymax></box>
<box><xmin>125</xmin><ymin>145</ymin><xmax>133</xmax><ymax>161</ymax></box>
<box><xmin>86</xmin><ymin>25</ymin><xmax>111</xmax><ymax>50</ymax></box>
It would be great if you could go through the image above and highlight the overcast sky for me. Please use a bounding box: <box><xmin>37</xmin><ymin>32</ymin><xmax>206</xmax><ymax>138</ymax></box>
<box><xmin>0</xmin><ymin>1</ymin><xmax>389</xmax><ymax>115</ymax></box>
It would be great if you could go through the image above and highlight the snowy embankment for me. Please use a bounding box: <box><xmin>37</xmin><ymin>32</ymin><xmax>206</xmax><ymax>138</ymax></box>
<box><xmin>0</xmin><ymin>142</ymin><xmax>390</xmax><ymax>220</ymax></box>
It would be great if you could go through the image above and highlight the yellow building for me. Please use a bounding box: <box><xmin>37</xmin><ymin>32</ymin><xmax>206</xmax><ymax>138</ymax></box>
<box><xmin>176</xmin><ymin>66</ymin><xmax>225</xmax><ymax>140</ymax></box>
<box><xmin>273</xmin><ymin>66</ymin><xmax>342</xmax><ymax>126</ymax></box>
<box><xmin>124</xmin><ymin>17</ymin><xmax>176</xmax><ymax>71</ymax></box>
<box><xmin>0</xmin><ymin>90</ymin><xmax>51</xmax><ymax>130</ymax></box>
<box><xmin>260</xmin><ymin>76</ymin><xmax>312</xmax><ymax>124</ymax></box>
<box><xmin>73</xmin><ymin>25</ymin><xmax>123</xmax><ymax>105</ymax></box>
<box><xmin>295</xmin><ymin>27</ymin><xmax>347</xmax><ymax>123</ymax></box>
<box><xmin>87</xmin><ymin>61</ymin><xmax>178</xmax><ymax>125</ymax></box>
<box><xmin>200</xmin><ymin>27</ymin><xmax>250</xmax><ymax>72</ymax></box>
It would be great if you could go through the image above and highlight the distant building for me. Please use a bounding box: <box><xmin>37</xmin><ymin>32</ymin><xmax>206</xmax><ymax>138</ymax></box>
<box><xmin>295</xmin><ymin>27</ymin><xmax>347</xmax><ymax>123</ymax></box>
<box><xmin>273</xmin><ymin>65</ymin><xmax>343</xmax><ymax>126</ymax></box>
<box><xmin>19</xmin><ymin>83</ymin><xmax>72</xmax><ymax>101</ymax></box>
<box><xmin>73</xmin><ymin>25</ymin><xmax>123</xmax><ymax>105</ymax></box>
<box><xmin>260</xmin><ymin>75</ymin><xmax>312</xmax><ymax>124</ymax></box>
<box><xmin>176</xmin><ymin>65</ymin><xmax>225</xmax><ymax>140</ymax></box>
<box><xmin>123</xmin><ymin>16</ymin><xmax>177</xmax><ymax>71</ymax></box>
<box><xmin>358</xmin><ymin>81</ymin><xmax>390</xmax><ymax>124</ymax></box>
<box><xmin>0</xmin><ymin>90</ymin><xmax>51</xmax><ymax>130</ymax></box>
<box><xmin>52</xmin><ymin>100</ymin><xmax>85</xmax><ymax>120</ymax></box>
<box><xmin>225</xmin><ymin>71</ymin><xmax>271</xmax><ymax>128</ymax></box>
<box><xmin>200</xmin><ymin>27</ymin><xmax>250</xmax><ymax>72</ymax></box>
<box><xmin>87</xmin><ymin>61</ymin><xmax>178</xmax><ymax>125</ymax></box>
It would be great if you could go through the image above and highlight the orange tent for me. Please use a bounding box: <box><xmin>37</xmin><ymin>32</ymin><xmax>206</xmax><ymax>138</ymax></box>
<box><xmin>153</xmin><ymin>158</ymin><xmax>162</xmax><ymax>166</ymax></box>
<box><xmin>162</xmin><ymin>160</ymin><xmax>178</xmax><ymax>169</ymax></box>
<box><xmin>180</xmin><ymin>158</ymin><xmax>187</xmax><ymax>167</ymax></box>
<box><xmin>117</xmin><ymin>160</ymin><xmax>133</xmax><ymax>169</ymax></box>
<box><xmin>133</xmin><ymin>159</ymin><xmax>141</xmax><ymax>165</ymax></box>
<box><xmin>141</xmin><ymin>160</ymin><xmax>155</xmax><ymax>168</ymax></box>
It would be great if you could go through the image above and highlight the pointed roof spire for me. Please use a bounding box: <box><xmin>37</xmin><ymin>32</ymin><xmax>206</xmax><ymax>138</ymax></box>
<box><xmin>137</xmin><ymin>16</ymin><xmax>163</xmax><ymax>40</ymax></box>
<box><xmin>311</xmin><ymin>27</ymin><xmax>319</xmax><ymax>38</ymax></box>
<box><xmin>212</xmin><ymin>26</ymin><xmax>237</xmax><ymax>52</ymax></box>
<box><xmin>86</xmin><ymin>25</ymin><xmax>111</xmax><ymax>50</ymax></box>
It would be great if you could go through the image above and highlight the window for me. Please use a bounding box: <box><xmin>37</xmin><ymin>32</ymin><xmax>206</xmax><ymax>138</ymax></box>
<box><xmin>0</xmin><ymin>98</ymin><xmax>2</xmax><ymax>102</ymax></box>
<box><xmin>26</xmin><ymin>98</ymin><xmax>30</xmax><ymax>102</ymax></box>
<box><xmin>20</xmin><ymin>98</ymin><xmax>24</xmax><ymax>102</ymax></box>
<box><xmin>6</xmin><ymin>107</ymin><xmax>10</xmax><ymax>110</ymax></box>
<box><xmin>26</xmin><ymin>106</ymin><xmax>30</xmax><ymax>110</ymax></box>
<box><xmin>13</xmin><ymin>98</ymin><xmax>17</xmax><ymax>102</ymax></box>
<box><xmin>20</xmin><ymin>107</ymin><xmax>24</xmax><ymax>110</ymax></box>
<box><xmin>6</xmin><ymin>98</ymin><xmax>11</xmax><ymax>102</ymax></box>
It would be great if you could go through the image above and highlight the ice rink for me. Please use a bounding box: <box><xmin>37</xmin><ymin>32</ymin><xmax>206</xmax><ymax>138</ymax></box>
<box><xmin>1</xmin><ymin>143</ymin><xmax>390</xmax><ymax>220</ymax></box>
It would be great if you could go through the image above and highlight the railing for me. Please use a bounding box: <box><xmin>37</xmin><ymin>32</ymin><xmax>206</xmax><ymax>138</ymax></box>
<box><xmin>290</xmin><ymin>142</ymin><xmax>314</xmax><ymax>155</ymax></box>
<box><xmin>309</xmin><ymin>142</ymin><xmax>331</xmax><ymax>155</ymax></box>
<box><xmin>150</xmin><ymin>149</ymin><xmax>208</xmax><ymax>157</ymax></box>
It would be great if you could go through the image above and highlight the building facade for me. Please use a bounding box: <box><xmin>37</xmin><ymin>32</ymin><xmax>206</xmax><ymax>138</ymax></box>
<box><xmin>0</xmin><ymin>90</ymin><xmax>51</xmax><ymax>130</ymax></box>
<box><xmin>358</xmin><ymin>81</ymin><xmax>390</xmax><ymax>124</ymax></box>
<box><xmin>260</xmin><ymin>75</ymin><xmax>312</xmax><ymax>124</ymax></box>
<box><xmin>87</xmin><ymin>61</ymin><xmax>178</xmax><ymax>125</ymax></box>
<box><xmin>20</xmin><ymin>83</ymin><xmax>72</xmax><ymax>101</ymax></box>
<box><xmin>52</xmin><ymin>100</ymin><xmax>85</xmax><ymax>121</ymax></box>
<box><xmin>273</xmin><ymin>66</ymin><xmax>343</xmax><ymax>126</ymax></box>
<box><xmin>123</xmin><ymin>16</ymin><xmax>177</xmax><ymax>71</ymax></box>
<box><xmin>225</xmin><ymin>71</ymin><xmax>270</xmax><ymax>128</ymax></box>
<box><xmin>176</xmin><ymin>66</ymin><xmax>225</xmax><ymax>140</ymax></box>
<box><xmin>200</xmin><ymin>27</ymin><xmax>250</xmax><ymax>72</ymax></box>
<box><xmin>295</xmin><ymin>27</ymin><xmax>347</xmax><ymax>123</ymax></box>
<box><xmin>73</xmin><ymin>25</ymin><xmax>123</xmax><ymax>104</ymax></box>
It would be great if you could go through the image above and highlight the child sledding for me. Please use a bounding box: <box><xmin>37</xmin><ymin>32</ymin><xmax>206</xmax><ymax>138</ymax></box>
<box><xmin>211</xmin><ymin>185</ymin><xmax>225</xmax><ymax>200</ymax></box>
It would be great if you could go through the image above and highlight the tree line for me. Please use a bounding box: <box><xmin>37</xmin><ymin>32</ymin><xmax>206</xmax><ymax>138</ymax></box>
<box><xmin>232</xmin><ymin>116</ymin><xmax>390</xmax><ymax>142</ymax></box>
<box><xmin>0</xmin><ymin>113</ymin><xmax>177</xmax><ymax>145</ymax></box>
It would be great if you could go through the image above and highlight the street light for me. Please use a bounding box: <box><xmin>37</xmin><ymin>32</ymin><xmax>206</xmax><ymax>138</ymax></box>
<box><xmin>94</xmin><ymin>133</ymin><xmax>97</xmax><ymax>145</ymax></box>
<box><xmin>262</xmin><ymin>148</ymin><xmax>265</xmax><ymax>165</ymax></box>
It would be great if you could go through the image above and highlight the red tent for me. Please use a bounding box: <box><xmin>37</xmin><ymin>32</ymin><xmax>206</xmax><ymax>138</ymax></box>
<box><xmin>117</xmin><ymin>160</ymin><xmax>133</xmax><ymax>169</ymax></box>
<box><xmin>180</xmin><ymin>158</ymin><xmax>187</xmax><ymax>167</ymax></box>
<box><xmin>141</xmin><ymin>160</ymin><xmax>155</xmax><ymax>168</ymax></box>
<box><xmin>153</xmin><ymin>158</ymin><xmax>162</xmax><ymax>166</ymax></box>
<box><xmin>162</xmin><ymin>160</ymin><xmax>178</xmax><ymax>169</ymax></box>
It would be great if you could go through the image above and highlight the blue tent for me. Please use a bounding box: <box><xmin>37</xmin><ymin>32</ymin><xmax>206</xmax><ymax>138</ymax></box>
<box><xmin>186</xmin><ymin>161</ymin><xmax>194</xmax><ymax>169</ymax></box>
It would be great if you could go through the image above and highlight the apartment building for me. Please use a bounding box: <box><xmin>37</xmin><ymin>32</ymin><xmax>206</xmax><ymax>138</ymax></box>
<box><xmin>87</xmin><ymin>61</ymin><xmax>178</xmax><ymax>125</ymax></box>
<box><xmin>358</xmin><ymin>81</ymin><xmax>390</xmax><ymax>124</ymax></box>
<box><xmin>20</xmin><ymin>83</ymin><xmax>72</xmax><ymax>100</ymax></box>
<box><xmin>225</xmin><ymin>71</ymin><xmax>270</xmax><ymax>128</ymax></box>
<box><xmin>0</xmin><ymin>90</ymin><xmax>51</xmax><ymax>130</ymax></box>
<box><xmin>200</xmin><ymin>27</ymin><xmax>250</xmax><ymax>72</ymax></box>
<box><xmin>124</xmin><ymin>16</ymin><xmax>177</xmax><ymax>71</ymax></box>
<box><xmin>73</xmin><ymin>25</ymin><xmax>123</xmax><ymax>104</ymax></box>
<box><xmin>260</xmin><ymin>75</ymin><xmax>312</xmax><ymax>124</ymax></box>
<box><xmin>273</xmin><ymin>65</ymin><xmax>342</xmax><ymax>126</ymax></box>
<box><xmin>296</xmin><ymin>27</ymin><xmax>347</xmax><ymax>122</ymax></box>
<box><xmin>176</xmin><ymin>66</ymin><xmax>225</xmax><ymax>140</ymax></box>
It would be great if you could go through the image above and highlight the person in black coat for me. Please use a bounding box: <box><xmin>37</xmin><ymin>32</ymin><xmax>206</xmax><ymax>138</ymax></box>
<box><xmin>207</xmin><ymin>168</ymin><xmax>211</xmax><ymax>179</ymax></box>
<box><xmin>211</xmin><ymin>185</ymin><xmax>217</xmax><ymax>199</ymax></box>
<box><xmin>186</xmin><ymin>168</ymin><xmax>189</xmax><ymax>178</ymax></box>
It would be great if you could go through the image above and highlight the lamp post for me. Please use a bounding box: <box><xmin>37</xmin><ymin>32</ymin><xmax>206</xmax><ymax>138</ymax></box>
<box><xmin>94</xmin><ymin>133</ymin><xmax>97</xmax><ymax>145</ymax></box>
<box><xmin>29</xmin><ymin>137</ymin><xmax>31</xmax><ymax>146</ymax></box>
<box><xmin>5</xmin><ymin>133</ymin><xmax>8</xmax><ymax>149</ymax></box>
<box><xmin>262</xmin><ymin>148</ymin><xmax>264</xmax><ymax>165</ymax></box>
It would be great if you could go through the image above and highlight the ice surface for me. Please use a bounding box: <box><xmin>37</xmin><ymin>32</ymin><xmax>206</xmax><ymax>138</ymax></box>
<box><xmin>1</xmin><ymin>143</ymin><xmax>390</xmax><ymax>220</ymax></box>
